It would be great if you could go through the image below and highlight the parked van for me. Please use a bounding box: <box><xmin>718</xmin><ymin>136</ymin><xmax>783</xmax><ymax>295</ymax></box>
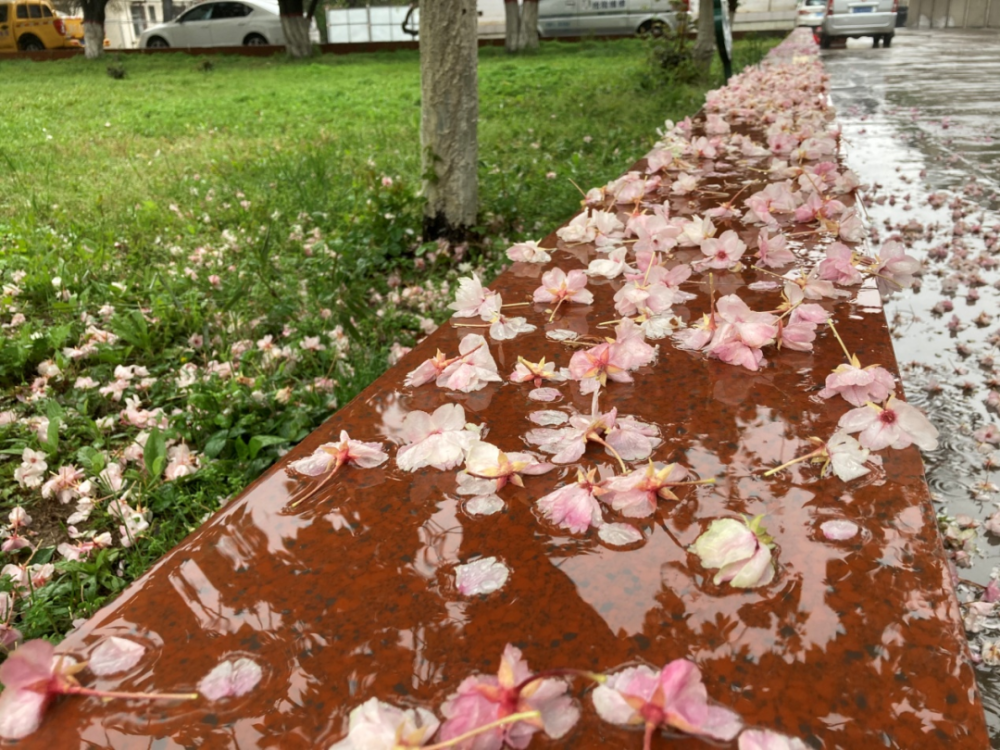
<box><xmin>0</xmin><ymin>0</ymin><xmax>72</xmax><ymax>50</ymax></box>
<box><xmin>819</xmin><ymin>0</ymin><xmax>897</xmax><ymax>47</ymax></box>
<box><xmin>538</xmin><ymin>0</ymin><xmax>684</xmax><ymax>38</ymax></box>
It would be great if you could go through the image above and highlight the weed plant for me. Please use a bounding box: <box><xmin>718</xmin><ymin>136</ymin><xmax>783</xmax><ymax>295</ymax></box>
<box><xmin>0</xmin><ymin>38</ymin><xmax>775</xmax><ymax>647</ymax></box>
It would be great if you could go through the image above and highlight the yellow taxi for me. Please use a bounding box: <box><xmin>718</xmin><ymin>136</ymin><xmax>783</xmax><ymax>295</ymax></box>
<box><xmin>0</xmin><ymin>0</ymin><xmax>73</xmax><ymax>51</ymax></box>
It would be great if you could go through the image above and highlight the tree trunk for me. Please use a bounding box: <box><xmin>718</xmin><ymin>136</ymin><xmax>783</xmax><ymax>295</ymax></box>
<box><xmin>693</xmin><ymin>0</ymin><xmax>715</xmax><ymax>66</ymax></box>
<box><xmin>80</xmin><ymin>0</ymin><xmax>107</xmax><ymax>59</ymax></box>
<box><xmin>504</xmin><ymin>0</ymin><xmax>521</xmax><ymax>52</ymax></box>
<box><xmin>420</xmin><ymin>0</ymin><xmax>479</xmax><ymax>242</ymax></box>
<box><xmin>519</xmin><ymin>0</ymin><xmax>539</xmax><ymax>50</ymax></box>
<box><xmin>280</xmin><ymin>14</ymin><xmax>313</xmax><ymax>58</ymax></box>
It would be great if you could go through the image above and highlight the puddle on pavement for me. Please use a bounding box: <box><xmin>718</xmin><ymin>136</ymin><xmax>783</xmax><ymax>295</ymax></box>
<box><xmin>825</xmin><ymin>29</ymin><xmax>1000</xmax><ymax>743</ymax></box>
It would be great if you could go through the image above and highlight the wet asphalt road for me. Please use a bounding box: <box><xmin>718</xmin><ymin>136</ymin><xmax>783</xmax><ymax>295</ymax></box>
<box><xmin>824</xmin><ymin>27</ymin><xmax>1000</xmax><ymax>741</ymax></box>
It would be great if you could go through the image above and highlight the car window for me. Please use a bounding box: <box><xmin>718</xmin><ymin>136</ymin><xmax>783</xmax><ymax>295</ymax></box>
<box><xmin>805</xmin><ymin>0</ymin><xmax>825</xmax><ymax>6</ymax></box>
<box><xmin>16</xmin><ymin>4</ymin><xmax>27</xmax><ymax>18</ymax></box>
<box><xmin>212</xmin><ymin>2</ymin><xmax>251</xmax><ymax>18</ymax></box>
<box><xmin>179</xmin><ymin>3</ymin><xmax>213</xmax><ymax>21</ymax></box>
<box><xmin>0</xmin><ymin>5</ymin><xmax>8</xmax><ymax>22</ymax></box>
<box><xmin>28</xmin><ymin>4</ymin><xmax>42</xmax><ymax>18</ymax></box>
<box><xmin>41</xmin><ymin>4</ymin><xmax>51</xmax><ymax>15</ymax></box>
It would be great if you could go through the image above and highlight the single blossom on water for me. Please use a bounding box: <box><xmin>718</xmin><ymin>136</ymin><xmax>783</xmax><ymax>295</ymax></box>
<box><xmin>691</xmin><ymin>516</ymin><xmax>775</xmax><ymax>589</ymax></box>
<box><xmin>592</xmin><ymin>659</ymin><xmax>742</xmax><ymax>749</ymax></box>
<box><xmin>287</xmin><ymin>430</ymin><xmax>388</xmax><ymax>479</ymax></box>
<box><xmin>837</xmin><ymin>394</ymin><xmax>939</xmax><ymax>452</ymax></box>
<box><xmin>438</xmin><ymin>644</ymin><xmax>579</xmax><ymax>750</ymax></box>
<box><xmin>331</xmin><ymin>697</ymin><xmax>440</xmax><ymax>750</ymax></box>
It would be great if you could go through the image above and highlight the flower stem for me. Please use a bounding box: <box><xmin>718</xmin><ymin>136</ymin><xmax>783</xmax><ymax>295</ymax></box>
<box><xmin>547</xmin><ymin>297</ymin><xmax>566</xmax><ymax>323</ymax></box>
<box><xmin>763</xmin><ymin>447</ymin><xmax>825</xmax><ymax>477</ymax></box>
<box><xmin>826</xmin><ymin>319</ymin><xmax>855</xmax><ymax>364</ymax></box>
<box><xmin>62</xmin><ymin>685</ymin><xmax>199</xmax><ymax>702</ymax></box>
<box><xmin>416</xmin><ymin>711</ymin><xmax>542</xmax><ymax>750</ymax></box>
<box><xmin>590</xmin><ymin>434</ymin><xmax>627</xmax><ymax>474</ymax></box>
<box><xmin>644</xmin><ymin>721</ymin><xmax>656</xmax><ymax>750</ymax></box>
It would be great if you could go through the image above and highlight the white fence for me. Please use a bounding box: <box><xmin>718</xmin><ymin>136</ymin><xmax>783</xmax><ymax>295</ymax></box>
<box><xmin>325</xmin><ymin>5</ymin><xmax>416</xmax><ymax>43</ymax></box>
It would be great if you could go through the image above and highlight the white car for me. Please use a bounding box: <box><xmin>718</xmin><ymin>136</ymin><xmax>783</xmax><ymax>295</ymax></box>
<box><xmin>795</xmin><ymin>0</ymin><xmax>826</xmax><ymax>26</ymax></box>
<box><xmin>139</xmin><ymin>0</ymin><xmax>310</xmax><ymax>49</ymax></box>
<box><xmin>538</xmin><ymin>0</ymin><xmax>684</xmax><ymax>38</ymax></box>
<box><xmin>819</xmin><ymin>0</ymin><xmax>897</xmax><ymax>47</ymax></box>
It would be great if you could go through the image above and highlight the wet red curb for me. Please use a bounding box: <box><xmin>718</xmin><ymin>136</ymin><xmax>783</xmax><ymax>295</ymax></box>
<box><xmin>13</xmin><ymin>30</ymin><xmax>988</xmax><ymax>750</ymax></box>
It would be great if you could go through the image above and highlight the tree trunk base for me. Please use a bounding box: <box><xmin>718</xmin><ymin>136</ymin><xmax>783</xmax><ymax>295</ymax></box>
<box><xmin>423</xmin><ymin>212</ymin><xmax>477</xmax><ymax>244</ymax></box>
<box><xmin>83</xmin><ymin>22</ymin><xmax>103</xmax><ymax>59</ymax></box>
<box><xmin>281</xmin><ymin>15</ymin><xmax>312</xmax><ymax>58</ymax></box>
<box><xmin>520</xmin><ymin>1</ymin><xmax>539</xmax><ymax>50</ymax></box>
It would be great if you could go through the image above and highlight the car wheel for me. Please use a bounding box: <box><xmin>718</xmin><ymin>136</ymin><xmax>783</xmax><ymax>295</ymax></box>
<box><xmin>244</xmin><ymin>33</ymin><xmax>268</xmax><ymax>46</ymax></box>
<box><xmin>638</xmin><ymin>20</ymin><xmax>668</xmax><ymax>37</ymax></box>
<box><xmin>146</xmin><ymin>36</ymin><xmax>169</xmax><ymax>49</ymax></box>
<box><xmin>819</xmin><ymin>32</ymin><xmax>831</xmax><ymax>49</ymax></box>
<box><xmin>883</xmin><ymin>33</ymin><xmax>893</xmax><ymax>47</ymax></box>
<box><xmin>19</xmin><ymin>36</ymin><xmax>44</xmax><ymax>51</ymax></box>
<box><xmin>872</xmin><ymin>35</ymin><xmax>881</xmax><ymax>47</ymax></box>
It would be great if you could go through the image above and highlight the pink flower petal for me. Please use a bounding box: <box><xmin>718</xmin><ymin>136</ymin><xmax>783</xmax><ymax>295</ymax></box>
<box><xmin>598</xmin><ymin>523</ymin><xmax>644</xmax><ymax>546</ymax></box>
<box><xmin>88</xmin><ymin>637</ymin><xmax>145</xmax><ymax>676</ymax></box>
<box><xmin>528</xmin><ymin>387</ymin><xmax>562</xmax><ymax>402</ymax></box>
<box><xmin>529</xmin><ymin>410</ymin><xmax>568</xmax><ymax>426</ymax></box>
<box><xmin>198</xmin><ymin>657</ymin><xmax>263</xmax><ymax>700</ymax></box>
<box><xmin>821</xmin><ymin>519</ymin><xmax>859</xmax><ymax>541</ymax></box>
<box><xmin>465</xmin><ymin>495</ymin><xmax>505</xmax><ymax>516</ymax></box>
<box><xmin>455</xmin><ymin>557</ymin><xmax>510</xmax><ymax>596</ymax></box>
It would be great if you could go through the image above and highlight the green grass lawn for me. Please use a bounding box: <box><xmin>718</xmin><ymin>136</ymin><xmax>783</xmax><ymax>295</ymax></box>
<box><xmin>0</xmin><ymin>37</ymin><xmax>776</xmax><ymax>646</ymax></box>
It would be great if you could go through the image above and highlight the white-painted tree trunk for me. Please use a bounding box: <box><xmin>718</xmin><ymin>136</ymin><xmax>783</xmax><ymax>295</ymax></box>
<box><xmin>419</xmin><ymin>0</ymin><xmax>478</xmax><ymax>240</ymax></box>
<box><xmin>83</xmin><ymin>21</ymin><xmax>103</xmax><ymax>59</ymax></box>
<box><xmin>519</xmin><ymin>0</ymin><xmax>539</xmax><ymax>50</ymax></box>
<box><xmin>504</xmin><ymin>0</ymin><xmax>522</xmax><ymax>52</ymax></box>
<box><xmin>281</xmin><ymin>14</ymin><xmax>312</xmax><ymax>58</ymax></box>
<box><xmin>694</xmin><ymin>0</ymin><xmax>715</xmax><ymax>66</ymax></box>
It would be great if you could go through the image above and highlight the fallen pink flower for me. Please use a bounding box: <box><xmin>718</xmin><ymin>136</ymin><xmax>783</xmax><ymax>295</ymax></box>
<box><xmin>532</xmin><ymin>267</ymin><xmax>593</xmax><ymax>320</ymax></box>
<box><xmin>287</xmin><ymin>430</ymin><xmax>388</xmax><ymax>478</ymax></box>
<box><xmin>464</xmin><ymin>441</ymin><xmax>553</xmax><ymax>491</ymax></box>
<box><xmin>439</xmin><ymin>644</ymin><xmax>579</xmax><ymax>750</ymax></box>
<box><xmin>536</xmin><ymin>468</ymin><xmax>606</xmax><ymax>534</ymax></box>
<box><xmin>331</xmin><ymin>697</ymin><xmax>440</xmax><ymax>750</ymax></box>
<box><xmin>871</xmin><ymin>239</ymin><xmax>919</xmax><ymax>289</ymax></box>
<box><xmin>815</xmin><ymin>242</ymin><xmax>862</xmax><ymax>286</ymax></box>
<box><xmin>0</xmin><ymin>639</ymin><xmax>196</xmax><ymax>740</ymax></box>
<box><xmin>505</xmin><ymin>240</ymin><xmax>551</xmax><ymax>265</ymax></box>
<box><xmin>691</xmin><ymin>516</ymin><xmax>775</xmax><ymax>588</ymax></box>
<box><xmin>755</xmin><ymin>229</ymin><xmax>796</xmax><ymax>268</ymax></box>
<box><xmin>450</xmin><ymin>274</ymin><xmax>498</xmax><ymax>318</ymax></box>
<box><xmin>695</xmin><ymin>230</ymin><xmax>747</xmax><ymax>271</ymax></box>
<box><xmin>819</xmin><ymin>361</ymin><xmax>895</xmax><ymax>407</ymax></box>
<box><xmin>837</xmin><ymin>395</ymin><xmax>939</xmax><ymax>452</ymax></box>
<box><xmin>603</xmin><ymin>462</ymin><xmax>708</xmax><ymax>518</ymax></box>
<box><xmin>396</xmin><ymin>404</ymin><xmax>478</xmax><ymax>472</ymax></box>
<box><xmin>592</xmin><ymin>660</ymin><xmax>742</xmax><ymax>746</ymax></box>
<box><xmin>436</xmin><ymin>335</ymin><xmax>503</xmax><ymax>393</ymax></box>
